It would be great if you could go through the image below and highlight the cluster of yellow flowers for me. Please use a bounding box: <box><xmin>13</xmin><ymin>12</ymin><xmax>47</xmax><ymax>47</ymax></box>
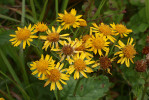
<box><xmin>9</xmin><ymin>8</ymin><xmax>137</xmax><ymax>91</ymax></box>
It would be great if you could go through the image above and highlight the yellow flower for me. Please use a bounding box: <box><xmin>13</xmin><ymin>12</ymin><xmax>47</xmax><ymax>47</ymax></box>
<box><xmin>92</xmin><ymin>23</ymin><xmax>116</xmax><ymax>43</ymax></box>
<box><xmin>75</xmin><ymin>39</ymin><xmax>93</xmax><ymax>59</ymax></box>
<box><xmin>40</xmin><ymin>26</ymin><xmax>69</xmax><ymax>51</ymax></box>
<box><xmin>44</xmin><ymin>62</ymin><xmax>70</xmax><ymax>91</ymax></box>
<box><xmin>114</xmin><ymin>38</ymin><xmax>136</xmax><ymax>67</ymax></box>
<box><xmin>57</xmin><ymin>8</ymin><xmax>84</xmax><ymax>29</ymax></box>
<box><xmin>51</xmin><ymin>38</ymin><xmax>82</xmax><ymax>62</ymax></box>
<box><xmin>110</xmin><ymin>23</ymin><xmax>132</xmax><ymax>38</ymax></box>
<box><xmin>9</xmin><ymin>24</ymin><xmax>38</xmax><ymax>49</ymax></box>
<box><xmin>67</xmin><ymin>52</ymin><xmax>97</xmax><ymax>79</ymax></box>
<box><xmin>79</xmin><ymin>19</ymin><xmax>87</xmax><ymax>26</ymax></box>
<box><xmin>30</xmin><ymin>54</ymin><xmax>55</xmax><ymax>80</ymax></box>
<box><xmin>34</xmin><ymin>22</ymin><xmax>48</xmax><ymax>32</ymax></box>
<box><xmin>86</xmin><ymin>33</ymin><xmax>110</xmax><ymax>56</ymax></box>
<box><xmin>0</xmin><ymin>98</ymin><xmax>5</xmax><ymax>100</ymax></box>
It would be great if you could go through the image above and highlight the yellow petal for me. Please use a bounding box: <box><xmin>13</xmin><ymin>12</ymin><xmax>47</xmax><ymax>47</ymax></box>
<box><xmin>56</xmin><ymin>81</ymin><xmax>63</xmax><ymax>90</ymax></box>
<box><xmin>44</xmin><ymin>80</ymin><xmax>51</xmax><ymax>87</ymax></box>
<box><xmin>50</xmin><ymin>82</ymin><xmax>55</xmax><ymax>91</ymax></box>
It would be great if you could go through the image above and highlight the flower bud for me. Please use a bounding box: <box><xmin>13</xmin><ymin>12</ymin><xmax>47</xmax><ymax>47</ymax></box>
<box><xmin>135</xmin><ymin>60</ymin><xmax>147</xmax><ymax>72</ymax></box>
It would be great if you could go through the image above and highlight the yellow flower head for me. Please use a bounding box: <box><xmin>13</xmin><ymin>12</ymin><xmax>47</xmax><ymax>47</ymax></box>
<box><xmin>51</xmin><ymin>38</ymin><xmax>82</xmax><ymax>62</ymax></box>
<box><xmin>44</xmin><ymin>62</ymin><xmax>70</xmax><ymax>91</ymax></box>
<box><xmin>86</xmin><ymin>33</ymin><xmax>110</xmax><ymax>56</ymax></box>
<box><xmin>114</xmin><ymin>38</ymin><xmax>136</xmax><ymax>67</ymax></box>
<box><xmin>57</xmin><ymin>8</ymin><xmax>84</xmax><ymax>29</ymax></box>
<box><xmin>75</xmin><ymin>39</ymin><xmax>93</xmax><ymax>59</ymax></box>
<box><xmin>79</xmin><ymin>19</ymin><xmax>87</xmax><ymax>26</ymax></box>
<box><xmin>110</xmin><ymin>23</ymin><xmax>132</xmax><ymax>38</ymax></box>
<box><xmin>91</xmin><ymin>23</ymin><xmax>116</xmax><ymax>43</ymax></box>
<box><xmin>40</xmin><ymin>26</ymin><xmax>69</xmax><ymax>51</ymax></box>
<box><xmin>67</xmin><ymin>52</ymin><xmax>97</xmax><ymax>79</ymax></box>
<box><xmin>0</xmin><ymin>98</ymin><xmax>5</xmax><ymax>100</ymax></box>
<box><xmin>9</xmin><ymin>24</ymin><xmax>38</xmax><ymax>49</ymax></box>
<box><xmin>34</xmin><ymin>22</ymin><xmax>48</xmax><ymax>32</ymax></box>
<box><xmin>30</xmin><ymin>54</ymin><xmax>55</xmax><ymax>80</ymax></box>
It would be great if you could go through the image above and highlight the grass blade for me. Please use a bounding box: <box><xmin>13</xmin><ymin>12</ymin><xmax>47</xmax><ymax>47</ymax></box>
<box><xmin>30</xmin><ymin>0</ymin><xmax>37</xmax><ymax>23</ymax></box>
<box><xmin>55</xmin><ymin>0</ymin><xmax>59</xmax><ymax>18</ymax></box>
<box><xmin>61</xmin><ymin>0</ymin><xmax>69</xmax><ymax>12</ymax></box>
<box><xmin>0</xmin><ymin>14</ymin><xmax>20</xmax><ymax>22</ymax></box>
<box><xmin>0</xmin><ymin>48</ymin><xmax>22</xmax><ymax>86</ymax></box>
<box><xmin>0</xmin><ymin>71</ymin><xmax>30</xmax><ymax>100</ymax></box>
<box><xmin>39</xmin><ymin>0</ymin><xmax>48</xmax><ymax>21</ymax></box>
<box><xmin>92</xmin><ymin>0</ymin><xmax>106</xmax><ymax>20</ymax></box>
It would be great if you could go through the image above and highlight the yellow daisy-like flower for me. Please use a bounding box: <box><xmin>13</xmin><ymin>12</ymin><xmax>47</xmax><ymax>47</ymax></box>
<box><xmin>9</xmin><ymin>24</ymin><xmax>38</xmax><ymax>49</ymax></box>
<box><xmin>40</xmin><ymin>26</ymin><xmax>69</xmax><ymax>51</ymax></box>
<box><xmin>86</xmin><ymin>33</ymin><xmax>110</xmax><ymax>56</ymax></box>
<box><xmin>114</xmin><ymin>38</ymin><xmax>136</xmax><ymax>67</ymax></box>
<box><xmin>57</xmin><ymin>8</ymin><xmax>84</xmax><ymax>29</ymax></box>
<box><xmin>34</xmin><ymin>22</ymin><xmax>48</xmax><ymax>32</ymax></box>
<box><xmin>75</xmin><ymin>39</ymin><xmax>93</xmax><ymax>59</ymax></box>
<box><xmin>44</xmin><ymin>62</ymin><xmax>70</xmax><ymax>91</ymax></box>
<box><xmin>91</xmin><ymin>23</ymin><xmax>116</xmax><ymax>43</ymax></box>
<box><xmin>0</xmin><ymin>98</ymin><xmax>5</xmax><ymax>100</ymax></box>
<box><xmin>67</xmin><ymin>52</ymin><xmax>97</xmax><ymax>79</ymax></box>
<box><xmin>52</xmin><ymin>38</ymin><xmax>82</xmax><ymax>62</ymax></box>
<box><xmin>30</xmin><ymin>54</ymin><xmax>55</xmax><ymax>80</ymax></box>
<box><xmin>110</xmin><ymin>23</ymin><xmax>132</xmax><ymax>38</ymax></box>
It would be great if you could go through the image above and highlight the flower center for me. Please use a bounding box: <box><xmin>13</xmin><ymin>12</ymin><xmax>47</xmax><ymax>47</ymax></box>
<box><xmin>62</xmin><ymin>14</ymin><xmax>76</xmax><ymax>24</ymax></box>
<box><xmin>92</xmin><ymin>38</ymin><xmax>105</xmax><ymax>49</ymax></box>
<box><xmin>74</xmin><ymin>59</ymin><xmax>86</xmax><ymax>71</ymax></box>
<box><xmin>115</xmin><ymin>24</ymin><xmax>127</xmax><ymax>34</ymax></box>
<box><xmin>123</xmin><ymin>45</ymin><xmax>136</xmax><ymax>58</ymax></box>
<box><xmin>62</xmin><ymin>45</ymin><xmax>74</xmax><ymax>55</ymax></box>
<box><xmin>36</xmin><ymin>59</ymin><xmax>49</xmax><ymax>72</ymax></box>
<box><xmin>47</xmin><ymin>33</ymin><xmax>60</xmax><ymax>42</ymax></box>
<box><xmin>99</xmin><ymin>56</ymin><xmax>112</xmax><ymax>69</ymax></box>
<box><xmin>16</xmin><ymin>28</ymin><xmax>31</xmax><ymax>40</ymax></box>
<box><xmin>82</xmin><ymin>35</ymin><xmax>91</xmax><ymax>42</ymax></box>
<box><xmin>35</xmin><ymin>23</ymin><xmax>48</xmax><ymax>32</ymax></box>
<box><xmin>47</xmin><ymin>69</ymin><xmax>61</xmax><ymax>82</ymax></box>
<box><xmin>99</xmin><ymin>24</ymin><xmax>112</xmax><ymax>36</ymax></box>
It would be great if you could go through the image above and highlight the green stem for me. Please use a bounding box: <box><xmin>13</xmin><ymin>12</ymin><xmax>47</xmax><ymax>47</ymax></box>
<box><xmin>30</xmin><ymin>0</ymin><xmax>37</xmax><ymax>23</ymax></box>
<box><xmin>21</xmin><ymin>0</ymin><xmax>25</xmax><ymax>26</ymax></box>
<box><xmin>74</xmin><ymin>28</ymin><xmax>80</xmax><ymax>39</ymax></box>
<box><xmin>39</xmin><ymin>0</ymin><xmax>48</xmax><ymax>21</ymax></box>
<box><xmin>145</xmin><ymin>0</ymin><xmax>149</xmax><ymax>24</ymax></box>
<box><xmin>141</xmin><ymin>83</ymin><xmax>148</xmax><ymax>100</ymax></box>
<box><xmin>55</xmin><ymin>0</ymin><xmax>59</xmax><ymax>18</ymax></box>
<box><xmin>21</xmin><ymin>0</ymin><xmax>34</xmax><ymax>98</ymax></box>
<box><xmin>57</xmin><ymin>89</ymin><xmax>60</xmax><ymax>100</ymax></box>
<box><xmin>92</xmin><ymin>0</ymin><xmax>106</xmax><ymax>20</ymax></box>
<box><xmin>61</xmin><ymin>0</ymin><xmax>69</xmax><ymax>12</ymax></box>
<box><xmin>141</xmin><ymin>72</ymin><xmax>149</xmax><ymax>100</ymax></box>
<box><xmin>115</xmin><ymin>65</ymin><xmax>131</xmax><ymax>86</ymax></box>
<box><xmin>73</xmin><ymin>78</ymin><xmax>83</xmax><ymax>96</ymax></box>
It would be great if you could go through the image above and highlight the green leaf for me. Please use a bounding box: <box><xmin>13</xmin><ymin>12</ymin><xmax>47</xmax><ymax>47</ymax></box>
<box><xmin>61</xmin><ymin>76</ymin><xmax>111</xmax><ymax>100</ymax></box>
<box><xmin>138</xmin><ymin>23</ymin><xmax>148</xmax><ymax>32</ymax></box>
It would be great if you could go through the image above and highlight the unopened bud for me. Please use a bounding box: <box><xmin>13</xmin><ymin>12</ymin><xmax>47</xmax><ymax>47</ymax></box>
<box><xmin>135</xmin><ymin>60</ymin><xmax>147</xmax><ymax>72</ymax></box>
